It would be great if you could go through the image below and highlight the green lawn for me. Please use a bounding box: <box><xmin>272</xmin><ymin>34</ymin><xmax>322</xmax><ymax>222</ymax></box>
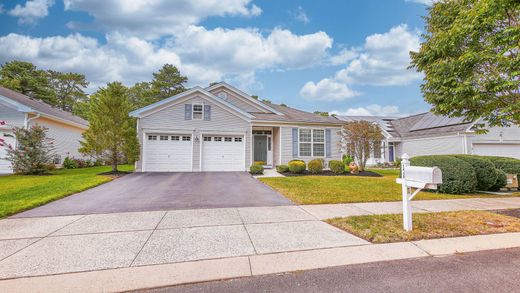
<box><xmin>0</xmin><ymin>165</ymin><xmax>134</xmax><ymax>218</ymax></box>
<box><xmin>326</xmin><ymin>211</ymin><xmax>520</xmax><ymax>243</ymax></box>
<box><xmin>259</xmin><ymin>169</ymin><xmax>519</xmax><ymax>204</ymax></box>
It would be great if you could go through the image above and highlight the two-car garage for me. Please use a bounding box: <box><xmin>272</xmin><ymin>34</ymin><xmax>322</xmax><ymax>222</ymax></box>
<box><xmin>143</xmin><ymin>133</ymin><xmax>245</xmax><ymax>172</ymax></box>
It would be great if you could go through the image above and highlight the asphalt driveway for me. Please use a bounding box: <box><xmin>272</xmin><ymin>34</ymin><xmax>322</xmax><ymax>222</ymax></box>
<box><xmin>13</xmin><ymin>172</ymin><xmax>293</xmax><ymax>218</ymax></box>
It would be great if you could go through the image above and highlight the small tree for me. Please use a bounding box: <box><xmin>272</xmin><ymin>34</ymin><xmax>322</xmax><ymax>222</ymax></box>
<box><xmin>5</xmin><ymin>125</ymin><xmax>54</xmax><ymax>174</ymax></box>
<box><xmin>340</xmin><ymin>121</ymin><xmax>383</xmax><ymax>171</ymax></box>
<box><xmin>79</xmin><ymin>82</ymin><xmax>139</xmax><ymax>172</ymax></box>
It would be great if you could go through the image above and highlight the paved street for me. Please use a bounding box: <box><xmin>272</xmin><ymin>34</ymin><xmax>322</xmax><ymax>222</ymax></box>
<box><xmin>145</xmin><ymin>247</ymin><xmax>520</xmax><ymax>293</ymax></box>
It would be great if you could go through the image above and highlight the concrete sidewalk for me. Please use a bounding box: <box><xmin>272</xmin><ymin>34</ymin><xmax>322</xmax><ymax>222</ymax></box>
<box><xmin>1</xmin><ymin>197</ymin><xmax>520</xmax><ymax>292</ymax></box>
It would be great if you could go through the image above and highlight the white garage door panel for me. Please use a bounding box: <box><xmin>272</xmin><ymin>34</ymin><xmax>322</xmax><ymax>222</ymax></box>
<box><xmin>144</xmin><ymin>135</ymin><xmax>192</xmax><ymax>172</ymax></box>
<box><xmin>202</xmin><ymin>136</ymin><xmax>245</xmax><ymax>171</ymax></box>
<box><xmin>473</xmin><ymin>143</ymin><xmax>520</xmax><ymax>159</ymax></box>
<box><xmin>0</xmin><ymin>132</ymin><xmax>15</xmax><ymax>174</ymax></box>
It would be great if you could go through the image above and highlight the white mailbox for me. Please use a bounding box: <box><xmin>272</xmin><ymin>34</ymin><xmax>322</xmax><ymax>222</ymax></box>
<box><xmin>396</xmin><ymin>154</ymin><xmax>443</xmax><ymax>231</ymax></box>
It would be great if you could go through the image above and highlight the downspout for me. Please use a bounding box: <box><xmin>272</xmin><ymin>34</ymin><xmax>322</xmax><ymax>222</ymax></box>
<box><xmin>24</xmin><ymin>113</ymin><xmax>41</xmax><ymax>129</ymax></box>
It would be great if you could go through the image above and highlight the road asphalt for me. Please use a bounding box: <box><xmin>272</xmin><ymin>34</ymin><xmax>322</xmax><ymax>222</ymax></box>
<box><xmin>142</xmin><ymin>247</ymin><xmax>520</xmax><ymax>293</ymax></box>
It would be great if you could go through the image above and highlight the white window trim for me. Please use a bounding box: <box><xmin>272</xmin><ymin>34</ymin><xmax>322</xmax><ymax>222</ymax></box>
<box><xmin>298</xmin><ymin>128</ymin><xmax>326</xmax><ymax>157</ymax></box>
<box><xmin>192</xmin><ymin>103</ymin><xmax>203</xmax><ymax>120</ymax></box>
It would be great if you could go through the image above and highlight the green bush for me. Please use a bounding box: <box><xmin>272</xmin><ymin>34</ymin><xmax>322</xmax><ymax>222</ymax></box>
<box><xmin>276</xmin><ymin>165</ymin><xmax>290</xmax><ymax>173</ymax></box>
<box><xmin>329</xmin><ymin>160</ymin><xmax>345</xmax><ymax>174</ymax></box>
<box><xmin>452</xmin><ymin>155</ymin><xmax>498</xmax><ymax>191</ymax></box>
<box><xmin>249</xmin><ymin>164</ymin><xmax>264</xmax><ymax>175</ymax></box>
<box><xmin>63</xmin><ymin>156</ymin><xmax>78</xmax><ymax>169</ymax></box>
<box><xmin>482</xmin><ymin>156</ymin><xmax>520</xmax><ymax>175</ymax></box>
<box><xmin>288</xmin><ymin>160</ymin><xmax>306</xmax><ymax>173</ymax></box>
<box><xmin>489</xmin><ymin>169</ymin><xmax>507</xmax><ymax>191</ymax></box>
<box><xmin>308</xmin><ymin>159</ymin><xmax>324</xmax><ymax>174</ymax></box>
<box><xmin>254</xmin><ymin>161</ymin><xmax>266</xmax><ymax>166</ymax></box>
<box><xmin>410</xmin><ymin>155</ymin><xmax>477</xmax><ymax>194</ymax></box>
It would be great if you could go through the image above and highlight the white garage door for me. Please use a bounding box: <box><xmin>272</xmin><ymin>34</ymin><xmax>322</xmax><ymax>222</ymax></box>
<box><xmin>202</xmin><ymin>135</ymin><xmax>245</xmax><ymax>171</ymax></box>
<box><xmin>473</xmin><ymin>143</ymin><xmax>520</xmax><ymax>159</ymax></box>
<box><xmin>0</xmin><ymin>131</ymin><xmax>15</xmax><ymax>174</ymax></box>
<box><xmin>144</xmin><ymin>134</ymin><xmax>192</xmax><ymax>172</ymax></box>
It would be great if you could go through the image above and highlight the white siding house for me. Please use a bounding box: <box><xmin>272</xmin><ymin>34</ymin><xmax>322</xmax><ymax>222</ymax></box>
<box><xmin>0</xmin><ymin>86</ymin><xmax>88</xmax><ymax>174</ymax></box>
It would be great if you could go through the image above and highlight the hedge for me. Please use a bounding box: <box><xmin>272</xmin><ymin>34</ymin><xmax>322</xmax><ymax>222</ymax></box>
<box><xmin>481</xmin><ymin>156</ymin><xmax>520</xmax><ymax>175</ymax></box>
<box><xmin>490</xmin><ymin>169</ymin><xmax>508</xmax><ymax>191</ymax></box>
<box><xmin>249</xmin><ymin>164</ymin><xmax>264</xmax><ymax>175</ymax></box>
<box><xmin>410</xmin><ymin>155</ymin><xmax>477</xmax><ymax>194</ymax></box>
<box><xmin>276</xmin><ymin>165</ymin><xmax>290</xmax><ymax>173</ymax></box>
<box><xmin>308</xmin><ymin>159</ymin><xmax>324</xmax><ymax>174</ymax></box>
<box><xmin>329</xmin><ymin>160</ymin><xmax>345</xmax><ymax>174</ymax></box>
<box><xmin>288</xmin><ymin>160</ymin><xmax>306</xmax><ymax>173</ymax></box>
<box><xmin>452</xmin><ymin>155</ymin><xmax>498</xmax><ymax>191</ymax></box>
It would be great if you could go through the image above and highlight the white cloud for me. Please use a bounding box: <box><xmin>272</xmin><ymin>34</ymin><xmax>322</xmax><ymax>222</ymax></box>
<box><xmin>335</xmin><ymin>24</ymin><xmax>421</xmax><ymax>86</ymax></box>
<box><xmin>405</xmin><ymin>0</ymin><xmax>435</xmax><ymax>5</ymax></box>
<box><xmin>8</xmin><ymin>0</ymin><xmax>54</xmax><ymax>24</ymax></box>
<box><xmin>301</xmin><ymin>24</ymin><xmax>421</xmax><ymax>100</ymax></box>
<box><xmin>300</xmin><ymin>78</ymin><xmax>359</xmax><ymax>101</ymax></box>
<box><xmin>331</xmin><ymin>104</ymin><xmax>400</xmax><ymax>116</ymax></box>
<box><xmin>294</xmin><ymin>6</ymin><xmax>309</xmax><ymax>24</ymax></box>
<box><xmin>64</xmin><ymin>0</ymin><xmax>262</xmax><ymax>39</ymax></box>
<box><xmin>0</xmin><ymin>26</ymin><xmax>333</xmax><ymax>92</ymax></box>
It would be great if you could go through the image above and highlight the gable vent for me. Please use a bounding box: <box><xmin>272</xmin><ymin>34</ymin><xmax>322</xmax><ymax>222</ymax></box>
<box><xmin>217</xmin><ymin>92</ymin><xmax>228</xmax><ymax>100</ymax></box>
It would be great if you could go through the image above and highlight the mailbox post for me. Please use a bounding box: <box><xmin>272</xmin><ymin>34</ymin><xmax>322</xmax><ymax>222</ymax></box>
<box><xmin>396</xmin><ymin>154</ymin><xmax>442</xmax><ymax>231</ymax></box>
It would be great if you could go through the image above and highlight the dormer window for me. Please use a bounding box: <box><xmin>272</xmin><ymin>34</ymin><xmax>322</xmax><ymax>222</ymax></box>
<box><xmin>192</xmin><ymin>104</ymin><xmax>203</xmax><ymax>120</ymax></box>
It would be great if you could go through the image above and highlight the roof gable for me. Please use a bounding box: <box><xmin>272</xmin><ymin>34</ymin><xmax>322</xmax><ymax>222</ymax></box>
<box><xmin>205</xmin><ymin>82</ymin><xmax>284</xmax><ymax>115</ymax></box>
<box><xmin>129</xmin><ymin>86</ymin><xmax>253</xmax><ymax>121</ymax></box>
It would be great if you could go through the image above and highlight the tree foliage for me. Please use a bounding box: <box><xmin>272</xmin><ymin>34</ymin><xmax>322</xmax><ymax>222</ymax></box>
<box><xmin>47</xmin><ymin>70</ymin><xmax>89</xmax><ymax>112</ymax></box>
<box><xmin>340</xmin><ymin>121</ymin><xmax>383</xmax><ymax>171</ymax></box>
<box><xmin>0</xmin><ymin>60</ymin><xmax>54</xmax><ymax>104</ymax></box>
<box><xmin>79</xmin><ymin>82</ymin><xmax>139</xmax><ymax>172</ymax></box>
<box><xmin>5</xmin><ymin>125</ymin><xmax>55</xmax><ymax>174</ymax></box>
<box><xmin>410</xmin><ymin>0</ymin><xmax>520</xmax><ymax>127</ymax></box>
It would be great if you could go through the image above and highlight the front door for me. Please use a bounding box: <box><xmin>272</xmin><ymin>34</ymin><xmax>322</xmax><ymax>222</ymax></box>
<box><xmin>254</xmin><ymin>135</ymin><xmax>267</xmax><ymax>163</ymax></box>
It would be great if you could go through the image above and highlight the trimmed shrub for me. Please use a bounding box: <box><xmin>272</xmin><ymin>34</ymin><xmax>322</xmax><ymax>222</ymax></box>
<box><xmin>288</xmin><ymin>160</ymin><xmax>306</xmax><ymax>173</ymax></box>
<box><xmin>254</xmin><ymin>161</ymin><xmax>266</xmax><ymax>166</ymax></box>
<box><xmin>329</xmin><ymin>160</ymin><xmax>345</xmax><ymax>174</ymax></box>
<box><xmin>410</xmin><ymin>155</ymin><xmax>477</xmax><ymax>194</ymax></box>
<box><xmin>482</xmin><ymin>156</ymin><xmax>520</xmax><ymax>175</ymax></box>
<box><xmin>249</xmin><ymin>164</ymin><xmax>264</xmax><ymax>175</ymax></box>
<box><xmin>276</xmin><ymin>165</ymin><xmax>290</xmax><ymax>173</ymax></box>
<box><xmin>63</xmin><ymin>156</ymin><xmax>78</xmax><ymax>169</ymax></box>
<box><xmin>308</xmin><ymin>159</ymin><xmax>324</xmax><ymax>174</ymax></box>
<box><xmin>452</xmin><ymin>155</ymin><xmax>498</xmax><ymax>191</ymax></box>
<box><xmin>489</xmin><ymin>169</ymin><xmax>507</xmax><ymax>191</ymax></box>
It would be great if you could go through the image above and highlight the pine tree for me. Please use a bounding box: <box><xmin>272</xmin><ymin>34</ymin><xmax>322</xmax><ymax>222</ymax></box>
<box><xmin>79</xmin><ymin>82</ymin><xmax>139</xmax><ymax>172</ymax></box>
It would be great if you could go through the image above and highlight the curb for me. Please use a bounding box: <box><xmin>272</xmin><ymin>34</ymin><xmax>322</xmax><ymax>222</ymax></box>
<box><xmin>1</xmin><ymin>232</ymin><xmax>520</xmax><ymax>292</ymax></box>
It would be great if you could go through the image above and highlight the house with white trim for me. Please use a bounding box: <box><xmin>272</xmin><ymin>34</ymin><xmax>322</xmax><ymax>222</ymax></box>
<box><xmin>0</xmin><ymin>86</ymin><xmax>88</xmax><ymax>174</ymax></box>
<box><xmin>337</xmin><ymin>112</ymin><xmax>520</xmax><ymax>165</ymax></box>
<box><xmin>130</xmin><ymin>82</ymin><xmax>344</xmax><ymax>172</ymax></box>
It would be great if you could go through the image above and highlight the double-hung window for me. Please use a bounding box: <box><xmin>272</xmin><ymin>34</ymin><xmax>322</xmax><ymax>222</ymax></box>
<box><xmin>299</xmin><ymin>129</ymin><xmax>325</xmax><ymax>157</ymax></box>
<box><xmin>192</xmin><ymin>104</ymin><xmax>203</xmax><ymax>120</ymax></box>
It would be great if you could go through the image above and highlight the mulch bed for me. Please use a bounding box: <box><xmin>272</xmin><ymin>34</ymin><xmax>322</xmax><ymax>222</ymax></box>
<box><xmin>282</xmin><ymin>170</ymin><xmax>382</xmax><ymax>177</ymax></box>
<box><xmin>492</xmin><ymin>209</ymin><xmax>520</xmax><ymax>219</ymax></box>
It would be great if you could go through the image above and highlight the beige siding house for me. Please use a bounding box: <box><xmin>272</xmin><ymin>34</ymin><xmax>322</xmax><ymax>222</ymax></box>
<box><xmin>338</xmin><ymin>112</ymin><xmax>520</xmax><ymax>165</ymax></box>
<box><xmin>0</xmin><ymin>86</ymin><xmax>88</xmax><ymax>174</ymax></box>
<box><xmin>130</xmin><ymin>82</ymin><xmax>343</xmax><ymax>172</ymax></box>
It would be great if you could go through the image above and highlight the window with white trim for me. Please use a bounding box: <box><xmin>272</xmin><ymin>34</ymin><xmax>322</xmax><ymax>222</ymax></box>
<box><xmin>192</xmin><ymin>104</ymin><xmax>203</xmax><ymax>120</ymax></box>
<box><xmin>171</xmin><ymin>136</ymin><xmax>180</xmax><ymax>141</ymax></box>
<box><xmin>148</xmin><ymin>135</ymin><xmax>157</xmax><ymax>140</ymax></box>
<box><xmin>299</xmin><ymin>129</ymin><xmax>325</xmax><ymax>157</ymax></box>
<box><xmin>160</xmin><ymin>135</ymin><xmax>168</xmax><ymax>141</ymax></box>
<box><xmin>182</xmin><ymin>136</ymin><xmax>191</xmax><ymax>141</ymax></box>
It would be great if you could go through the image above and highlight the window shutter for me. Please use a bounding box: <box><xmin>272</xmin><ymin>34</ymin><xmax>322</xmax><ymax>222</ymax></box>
<box><xmin>204</xmin><ymin>105</ymin><xmax>211</xmax><ymax>121</ymax></box>
<box><xmin>292</xmin><ymin>128</ymin><xmax>298</xmax><ymax>157</ymax></box>
<box><xmin>185</xmin><ymin>104</ymin><xmax>192</xmax><ymax>120</ymax></box>
<box><xmin>325</xmin><ymin>129</ymin><xmax>332</xmax><ymax>158</ymax></box>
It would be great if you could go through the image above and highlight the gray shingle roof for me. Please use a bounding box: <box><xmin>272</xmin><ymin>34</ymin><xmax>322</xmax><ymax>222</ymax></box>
<box><xmin>0</xmin><ymin>86</ymin><xmax>88</xmax><ymax>127</ymax></box>
<box><xmin>252</xmin><ymin>103</ymin><xmax>343</xmax><ymax>125</ymax></box>
<box><xmin>337</xmin><ymin>115</ymin><xmax>399</xmax><ymax>137</ymax></box>
<box><xmin>390</xmin><ymin>112</ymin><xmax>472</xmax><ymax>138</ymax></box>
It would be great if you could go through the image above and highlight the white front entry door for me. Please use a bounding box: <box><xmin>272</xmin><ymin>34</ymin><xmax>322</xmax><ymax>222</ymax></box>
<box><xmin>472</xmin><ymin>143</ymin><xmax>520</xmax><ymax>160</ymax></box>
<box><xmin>202</xmin><ymin>135</ymin><xmax>245</xmax><ymax>171</ymax></box>
<box><xmin>144</xmin><ymin>134</ymin><xmax>192</xmax><ymax>172</ymax></box>
<box><xmin>0</xmin><ymin>131</ymin><xmax>15</xmax><ymax>174</ymax></box>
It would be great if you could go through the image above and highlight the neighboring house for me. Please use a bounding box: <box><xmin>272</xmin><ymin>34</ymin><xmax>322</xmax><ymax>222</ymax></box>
<box><xmin>130</xmin><ymin>82</ymin><xmax>343</xmax><ymax>172</ymax></box>
<box><xmin>338</xmin><ymin>112</ymin><xmax>520</xmax><ymax>165</ymax></box>
<box><xmin>0</xmin><ymin>86</ymin><xmax>88</xmax><ymax>174</ymax></box>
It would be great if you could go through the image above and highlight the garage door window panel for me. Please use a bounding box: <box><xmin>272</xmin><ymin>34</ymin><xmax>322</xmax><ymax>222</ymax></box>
<box><xmin>148</xmin><ymin>135</ymin><xmax>157</xmax><ymax>140</ymax></box>
<box><xmin>182</xmin><ymin>136</ymin><xmax>191</xmax><ymax>141</ymax></box>
<box><xmin>171</xmin><ymin>136</ymin><xmax>180</xmax><ymax>141</ymax></box>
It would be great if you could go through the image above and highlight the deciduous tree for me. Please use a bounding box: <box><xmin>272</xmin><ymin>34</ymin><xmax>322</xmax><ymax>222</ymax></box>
<box><xmin>340</xmin><ymin>121</ymin><xmax>383</xmax><ymax>171</ymax></box>
<box><xmin>5</xmin><ymin>125</ymin><xmax>55</xmax><ymax>174</ymax></box>
<box><xmin>410</xmin><ymin>0</ymin><xmax>520</xmax><ymax>127</ymax></box>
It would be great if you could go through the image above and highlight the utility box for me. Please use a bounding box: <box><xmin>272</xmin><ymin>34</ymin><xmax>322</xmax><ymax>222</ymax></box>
<box><xmin>506</xmin><ymin>174</ymin><xmax>519</xmax><ymax>190</ymax></box>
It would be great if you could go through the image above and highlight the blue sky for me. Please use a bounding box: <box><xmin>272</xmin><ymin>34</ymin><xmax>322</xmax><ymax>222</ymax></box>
<box><xmin>0</xmin><ymin>0</ymin><xmax>433</xmax><ymax>116</ymax></box>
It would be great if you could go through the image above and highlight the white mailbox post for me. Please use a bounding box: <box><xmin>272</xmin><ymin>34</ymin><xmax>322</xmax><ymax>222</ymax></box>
<box><xmin>396</xmin><ymin>154</ymin><xmax>442</xmax><ymax>231</ymax></box>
